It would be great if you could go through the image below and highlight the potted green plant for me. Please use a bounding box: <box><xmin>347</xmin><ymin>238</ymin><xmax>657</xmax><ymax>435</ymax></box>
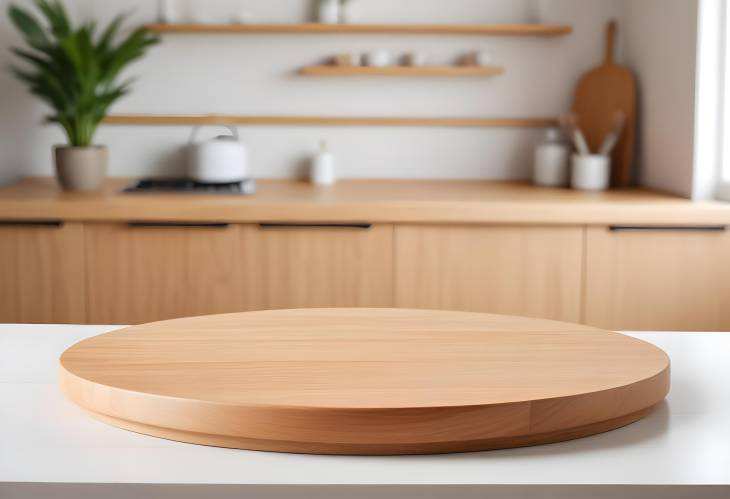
<box><xmin>8</xmin><ymin>0</ymin><xmax>158</xmax><ymax>192</ymax></box>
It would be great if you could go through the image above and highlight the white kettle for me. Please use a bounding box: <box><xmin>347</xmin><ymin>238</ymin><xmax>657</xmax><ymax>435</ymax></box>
<box><xmin>188</xmin><ymin>125</ymin><xmax>249</xmax><ymax>183</ymax></box>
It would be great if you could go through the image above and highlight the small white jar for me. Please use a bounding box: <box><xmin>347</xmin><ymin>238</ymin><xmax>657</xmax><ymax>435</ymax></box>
<box><xmin>232</xmin><ymin>9</ymin><xmax>256</xmax><ymax>24</ymax></box>
<box><xmin>339</xmin><ymin>0</ymin><xmax>356</xmax><ymax>23</ymax></box>
<box><xmin>318</xmin><ymin>0</ymin><xmax>340</xmax><ymax>24</ymax></box>
<box><xmin>333</xmin><ymin>53</ymin><xmax>362</xmax><ymax>67</ymax></box>
<box><xmin>403</xmin><ymin>52</ymin><xmax>429</xmax><ymax>67</ymax></box>
<box><xmin>311</xmin><ymin>141</ymin><xmax>336</xmax><ymax>186</ymax></box>
<box><xmin>571</xmin><ymin>154</ymin><xmax>611</xmax><ymax>191</ymax></box>
<box><xmin>533</xmin><ymin>128</ymin><xmax>569</xmax><ymax>187</ymax></box>
<box><xmin>463</xmin><ymin>50</ymin><xmax>496</xmax><ymax>67</ymax></box>
<box><xmin>525</xmin><ymin>0</ymin><xmax>559</xmax><ymax>24</ymax></box>
<box><xmin>157</xmin><ymin>0</ymin><xmax>177</xmax><ymax>23</ymax></box>
<box><xmin>364</xmin><ymin>50</ymin><xmax>392</xmax><ymax>67</ymax></box>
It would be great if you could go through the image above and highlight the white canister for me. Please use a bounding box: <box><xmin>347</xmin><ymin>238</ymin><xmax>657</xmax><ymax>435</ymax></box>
<box><xmin>339</xmin><ymin>0</ymin><xmax>356</xmax><ymax>23</ymax></box>
<box><xmin>364</xmin><ymin>50</ymin><xmax>392</xmax><ymax>67</ymax></box>
<box><xmin>232</xmin><ymin>10</ymin><xmax>256</xmax><ymax>24</ymax></box>
<box><xmin>311</xmin><ymin>141</ymin><xmax>336</xmax><ymax>186</ymax></box>
<box><xmin>533</xmin><ymin>128</ymin><xmax>569</xmax><ymax>187</ymax></box>
<box><xmin>524</xmin><ymin>0</ymin><xmax>558</xmax><ymax>24</ymax></box>
<box><xmin>403</xmin><ymin>52</ymin><xmax>429</xmax><ymax>67</ymax></box>
<box><xmin>157</xmin><ymin>0</ymin><xmax>177</xmax><ymax>23</ymax></box>
<box><xmin>571</xmin><ymin>154</ymin><xmax>611</xmax><ymax>191</ymax></box>
<box><xmin>462</xmin><ymin>50</ymin><xmax>496</xmax><ymax>67</ymax></box>
<box><xmin>333</xmin><ymin>53</ymin><xmax>361</xmax><ymax>67</ymax></box>
<box><xmin>318</xmin><ymin>0</ymin><xmax>340</xmax><ymax>24</ymax></box>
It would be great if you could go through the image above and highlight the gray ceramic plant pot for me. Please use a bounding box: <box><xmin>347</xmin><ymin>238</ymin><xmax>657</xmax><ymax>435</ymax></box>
<box><xmin>54</xmin><ymin>145</ymin><xmax>108</xmax><ymax>192</ymax></box>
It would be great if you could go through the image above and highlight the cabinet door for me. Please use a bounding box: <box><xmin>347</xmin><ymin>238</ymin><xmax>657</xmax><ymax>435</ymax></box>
<box><xmin>0</xmin><ymin>221</ymin><xmax>86</xmax><ymax>324</ymax></box>
<box><xmin>86</xmin><ymin>223</ymin><xmax>241</xmax><ymax>324</ymax></box>
<box><xmin>240</xmin><ymin>224</ymin><xmax>394</xmax><ymax>310</ymax></box>
<box><xmin>394</xmin><ymin>225</ymin><xmax>583</xmax><ymax>322</ymax></box>
<box><xmin>585</xmin><ymin>226</ymin><xmax>730</xmax><ymax>331</ymax></box>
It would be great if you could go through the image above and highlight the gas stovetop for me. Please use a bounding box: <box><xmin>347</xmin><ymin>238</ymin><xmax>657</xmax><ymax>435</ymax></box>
<box><xmin>123</xmin><ymin>178</ymin><xmax>256</xmax><ymax>195</ymax></box>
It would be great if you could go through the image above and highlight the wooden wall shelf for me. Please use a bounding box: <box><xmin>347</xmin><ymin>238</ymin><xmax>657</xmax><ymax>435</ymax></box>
<box><xmin>299</xmin><ymin>65</ymin><xmax>504</xmax><ymax>77</ymax></box>
<box><xmin>146</xmin><ymin>23</ymin><xmax>573</xmax><ymax>37</ymax></box>
<box><xmin>103</xmin><ymin>115</ymin><xmax>558</xmax><ymax>128</ymax></box>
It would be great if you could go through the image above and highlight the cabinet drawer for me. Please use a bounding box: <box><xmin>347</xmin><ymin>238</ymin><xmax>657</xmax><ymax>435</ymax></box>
<box><xmin>240</xmin><ymin>223</ymin><xmax>394</xmax><ymax>310</ymax></box>
<box><xmin>394</xmin><ymin>225</ymin><xmax>583</xmax><ymax>322</ymax></box>
<box><xmin>86</xmin><ymin>223</ymin><xmax>241</xmax><ymax>324</ymax></box>
<box><xmin>585</xmin><ymin>225</ymin><xmax>730</xmax><ymax>331</ymax></box>
<box><xmin>0</xmin><ymin>221</ymin><xmax>86</xmax><ymax>323</ymax></box>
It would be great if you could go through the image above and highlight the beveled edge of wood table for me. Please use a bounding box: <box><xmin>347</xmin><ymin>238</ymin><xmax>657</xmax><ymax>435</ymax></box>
<box><xmin>58</xmin><ymin>309</ymin><xmax>671</xmax><ymax>455</ymax></box>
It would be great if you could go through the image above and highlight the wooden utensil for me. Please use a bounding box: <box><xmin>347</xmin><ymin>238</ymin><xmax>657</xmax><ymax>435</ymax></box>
<box><xmin>599</xmin><ymin>111</ymin><xmax>627</xmax><ymax>156</ymax></box>
<box><xmin>562</xmin><ymin>112</ymin><xmax>591</xmax><ymax>155</ymax></box>
<box><xmin>572</xmin><ymin>20</ymin><xmax>636</xmax><ymax>187</ymax></box>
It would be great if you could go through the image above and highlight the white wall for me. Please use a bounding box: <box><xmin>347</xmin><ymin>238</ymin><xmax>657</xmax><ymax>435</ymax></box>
<box><xmin>0</xmin><ymin>0</ymin><xmax>625</xmax><ymax>183</ymax></box>
<box><xmin>622</xmin><ymin>0</ymin><xmax>700</xmax><ymax>198</ymax></box>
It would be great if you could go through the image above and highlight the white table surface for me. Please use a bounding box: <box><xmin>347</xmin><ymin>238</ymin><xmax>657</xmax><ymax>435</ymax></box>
<box><xmin>1</xmin><ymin>325</ymin><xmax>729</xmax><ymax>499</ymax></box>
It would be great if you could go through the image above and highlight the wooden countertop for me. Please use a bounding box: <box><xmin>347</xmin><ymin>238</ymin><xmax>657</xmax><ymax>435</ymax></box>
<box><xmin>0</xmin><ymin>177</ymin><xmax>729</xmax><ymax>225</ymax></box>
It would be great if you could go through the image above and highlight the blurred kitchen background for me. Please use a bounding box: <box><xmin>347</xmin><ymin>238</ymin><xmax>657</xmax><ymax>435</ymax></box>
<box><xmin>0</xmin><ymin>0</ymin><xmax>697</xmax><ymax>195</ymax></box>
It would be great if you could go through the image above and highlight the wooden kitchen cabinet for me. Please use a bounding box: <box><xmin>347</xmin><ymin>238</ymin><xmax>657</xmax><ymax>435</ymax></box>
<box><xmin>240</xmin><ymin>224</ymin><xmax>394</xmax><ymax>310</ymax></box>
<box><xmin>0</xmin><ymin>221</ymin><xmax>86</xmax><ymax>324</ymax></box>
<box><xmin>394</xmin><ymin>225</ymin><xmax>584</xmax><ymax>322</ymax></box>
<box><xmin>85</xmin><ymin>223</ymin><xmax>242</xmax><ymax>324</ymax></box>
<box><xmin>585</xmin><ymin>226</ymin><xmax>730</xmax><ymax>331</ymax></box>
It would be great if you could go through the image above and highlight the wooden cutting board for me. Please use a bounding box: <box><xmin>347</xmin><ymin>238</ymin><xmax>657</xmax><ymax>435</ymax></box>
<box><xmin>573</xmin><ymin>21</ymin><xmax>637</xmax><ymax>187</ymax></box>
<box><xmin>59</xmin><ymin>308</ymin><xmax>669</xmax><ymax>455</ymax></box>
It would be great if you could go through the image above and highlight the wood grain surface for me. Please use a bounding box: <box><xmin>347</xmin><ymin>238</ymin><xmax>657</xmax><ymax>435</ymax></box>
<box><xmin>145</xmin><ymin>23</ymin><xmax>573</xmax><ymax>36</ymax></box>
<box><xmin>240</xmin><ymin>224</ymin><xmax>394</xmax><ymax>310</ymax></box>
<box><xmin>85</xmin><ymin>223</ymin><xmax>243</xmax><ymax>324</ymax></box>
<box><xmin>585</xmin><ymin>226</ymin><xmax>730</xmax><ymax>330</ymax></box>
<box><xmin>2</xmin><ymin>177</ymin><xmax>729</xmax><ymax>226</ymax></box>
<box><xmin>394</xmin><ymin>225</ymin><xmax>583</xmax><ymax>322</ymax></box>
<box><xmin>299</xmin><ymin>66</ymin><xmax>504</xmax><ymax>77</ymax></box>
<box><xmin>60</xmin><ymin>309</ymin><xmax>670</xmax><ymax>455</ymax></box>
<box><xmin>0</xmin><ymin>222</ymin><xmax>86</xmax><ymax>323</ymax></box>
<box><xmin>103</xmin><ymin>114</ymin><xmax>557</xmax><ymax>128</ymax></box>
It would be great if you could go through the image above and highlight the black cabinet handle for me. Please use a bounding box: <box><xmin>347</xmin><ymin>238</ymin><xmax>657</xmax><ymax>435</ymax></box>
<box><xmin>258</xmin><ymin>223</ymin><xmax>372</xmax><ymax>230</ymax></box>
<box><xmin>609</xmin><ymin>225</ymin><xmax>727</xmax><ymax>232</ymax></box>
<box><xmin>0</xmin><ymin>220</ymin><xmax>64</xmax><ymax>228</ymax></box>
<box><xmin>128</xmin><ymin>222</ymin><xmax>230</xmax><ymax>229</ymax></box>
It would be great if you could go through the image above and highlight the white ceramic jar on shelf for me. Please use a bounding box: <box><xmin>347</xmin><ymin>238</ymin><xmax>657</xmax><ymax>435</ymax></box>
<box><xmin>318</xmin><ymin>0</ymin><xmax>340</xmax><ymax>24</ymax></box>
<box><xmin>524</xmin><ymin>0</ymin><xmax>559</xmax><ymax>24</ymax></box>
<box><xmin>404</xmin><ymin>52</ymin><xmax>429</xmax><ymax>67</ymax></box>
<box><xmin>157</xmin><ymin>0</ymin><xmax>177</xmax><ymax>24</ymax></box>
<box><xmin>339</xmin><ymin>0</ymin><xmax>356</xmax><ymax>23</ymax></box>
<box><xmin>364</xmin><ymin>50</ymin><xmax>392</xmax><ymax>67</ymax></box>
<box><xmin>462</xmin><ymin>50</ymin><xmax>496</xmax><ymax>67</ymax></box>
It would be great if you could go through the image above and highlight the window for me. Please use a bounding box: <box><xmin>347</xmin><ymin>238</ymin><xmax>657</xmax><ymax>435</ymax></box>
<box><xmin>695</xmin><ymin>0</ymin><xmax>727</xmax><ymax>200</ymax></box>
<box><xmin>697</xmin><ymin>0</ymin><xmax>730</xmax><ymax>201</ymax></box>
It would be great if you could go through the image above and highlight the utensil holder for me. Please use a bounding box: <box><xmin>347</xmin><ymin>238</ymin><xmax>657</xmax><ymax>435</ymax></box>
<box><xmin>571</xmin><ymin>154</ymin><xmax>611</xmax><ymax>191</ymax></box>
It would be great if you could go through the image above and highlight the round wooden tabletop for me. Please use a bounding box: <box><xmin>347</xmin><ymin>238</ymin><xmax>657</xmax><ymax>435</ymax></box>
<box><xmin>60</xmin><ymin>309</ymin><xmax>670</xmax><ymax>455</ymax></box>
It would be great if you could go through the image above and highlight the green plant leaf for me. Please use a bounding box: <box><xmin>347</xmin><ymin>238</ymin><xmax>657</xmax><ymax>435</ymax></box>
<box><xmin>8</xmin><ymin>5</ymin><xmax>51</xmax><ymax>51</ymax></box>
<box><xmin>7</xmin><ymin>1</ymin><xmax>157</xmax><ymax>147</ymax></box>
<box><xmin>97</xmin><ymin>13</ymin><xmax>125</xmax><ymax>56</ymax></box>
<box><xmin>35</xmin><ymin>0</ymin><xmax>71</xmax><ymax>38</ymax></box>
<box><xmin>10</xmin><ymin>47</ymin><xmax>52</xmax><ymax>71</ymax></box>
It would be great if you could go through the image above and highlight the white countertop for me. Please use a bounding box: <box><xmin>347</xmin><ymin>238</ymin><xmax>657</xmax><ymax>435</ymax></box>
<box><xmin>1</xmin><ymin>325</ymin><xmax>729</xmax><ymax>499</ymax></box>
